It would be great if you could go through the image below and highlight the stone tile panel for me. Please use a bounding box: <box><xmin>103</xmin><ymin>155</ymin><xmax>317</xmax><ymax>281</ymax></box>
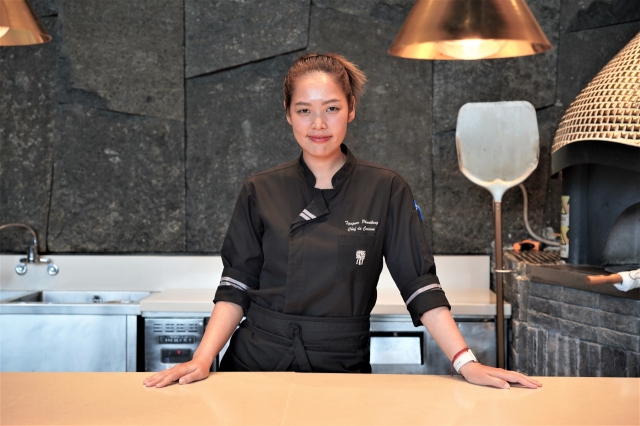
<box><xmin>513</xmin><ymin>292</ymin><xmax>528</xmax><ymax>322</ymax></box>
<box><xmin>514</xmin><ymin>277</ymin><xmax>531</xmax><ymax>322</ymax></box>
<box><xmin>185</xmin><ymin>0</ymin><xmax>310</xmax><ymax>78</ymax></box>
<box><xmin>600</xmin><ymin>346</ymin><xmax>615</xmax><ymax>376</ymax></box>
<box><xmin>524</xmin><ymin>327</ymin><xmax>536</xmax><ymax>375</ymax></box>
<box><xmin>588</xmin><ymin>343</ymin><xmax>602</xmax><ymax>377</ymax></box>
<box><xmin>519</xmin><ymin>278</ymin><xmax>531</xmax><ymax>296</ymax></box>
<box><xmin>536</xmin><ymin>330</ymin><xmax>549</xmax><ymax>376</ymax></box>
<box><xmin>507</xmin><ymin>346</ymin><xmax>517</xmax><ymax>372</ymax></box>
<box><xmin>530</xmin><ymin>296</ymin><xmax>563</xmax><ymax>317</ymax></box>
<box><xmin>527</xmin><ymin>0</ymin><xmax>563</xmax><ymax>43</ymax></box>
<box><xmin>546</xmin><ymin>332</ymin><xmax>558</xmax><ymax>376</ymax></box>
<box><xmin>529</xmin><ymin>281</ymin><xmax>564</xmax><ymax>300</ymax></box>
<box><xmin>58</xmin><ymin>0</ymin><xmax>184</xmax><ymax>121</ymax></box>
<box><xmin>561</xmin><ymin>336</ymin><xmax>577</xmax><ymax>377</ymax></box>
<box><xmin>561</xmin><ymin>318</ymin><xmax>599</xmax><ymax>343</ymax></box>
<box><xmin>520</xmin><ymin>325</ymin><xmax>533</xmax><ymax>375</ymax></box>
<box><xmin>511</xmin><ymin>320</ymin><xmax>526</xmax><ymax>367</ymax></box>
<box><xmin>561</xmin><ymin>287</ymin><xmax>600</xmax><ymax>308</ymax></box>
<box><xmin>627</xmin><ymin>352</ymin><xmax>640</xmax><ymax>377</ymax></box>
<box><xmin>596</xmin><ymin>328</ymin><xmax>640</xmax><ymax>352</ymax></box>
<box><xmin>614</xmin><ymin>348</ymin><xmax>628</xmax><ymax>377</ymax></box>
<box><xmin>568</xmin><ymin>337</ymin><xmax>580</xmax><ymax>376</ymax></box>
<box><xmin>578</xmin><ymin>341</ymin><xmax>590</xmax><ymax>376</ymax></box>
<box><xmin>553</xmin><ymin>335</ymin><xmax>566</xmax><ymax>376</ymax></box>
<box><xmin>505</xmin><ymin>277</ymin><xmax>529</xmax><ymax>321</ymax></box>
<box><xmin>529</xmin><ymin>311</ymin><xmax>598</xmax><ymax>342</ymax></box>
<box><xmin>536</xmin><ymin>327</ymin><xmax>548</xmax><ymax>376</ymax></box>
<box><xmin>503</xmin><ymin>277</ymin><xmax>517</xmax><ymax>303</ymax></box>
<box><xmin>312</xmin><ymin>0</ymin><xmax>414</xmax><ymax>26</ymax></box>
<box><xmin>556</xmin><ymin>21</ymin><xmax>640</xmax><ymax>112</ymax></box>
<box><xmin>31</xmin><ymin>0</ymin><xmax>57</xmax><ymax>17</ymax></box>
<box><xmin>556</xmin><ymin>335</ymin><xmax>570</xmax><ymax>376</ymax></box>
<box><xmin>48</xmin><ymin>106</ymin><xmax>185</xmax><ymax>252</ymax></box>
<box><xmin>561</xmin><ymin>304</ymin><xmax>599</xmax><ymax>327</ymax></box>
<box><xmin>528</xmin><ymin>310</ymin><xmax>562</xmax><ymax>331</ymax></box>
<box><xmin>560</xmin><ymin>0</ymin><xmax>640</xmax><ymax>33</ymax></box>
<box><xmin>0</xmin><ymin>18</ymin><xmax>58</xmax><ymax>253</ymax></box>
<box><xmin>600</xmin><ymin>294</ymin><xmax>640</xmax><ymax>317</ymax></box>
<box><xmin>600</xmin><ymin>312</ymin><xmax>640</xmax><ymax>335</ymax></box>
<box><xmin>186</xmin><ymin>54</ymin><xmax>301</xmax><ymax>252</ymax></box>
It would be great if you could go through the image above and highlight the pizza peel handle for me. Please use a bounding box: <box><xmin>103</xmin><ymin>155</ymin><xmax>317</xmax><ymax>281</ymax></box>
<box><xmin>455</xmin><ymin>101</ymin><xmax>540</xmax><ymax>202</ymax></box>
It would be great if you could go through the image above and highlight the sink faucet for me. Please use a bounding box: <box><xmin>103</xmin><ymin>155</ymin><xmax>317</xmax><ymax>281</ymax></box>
<box><xmin>0</xmin><ymin>223</ymin><xmax>59</xmax><ymax>275</ymax></box>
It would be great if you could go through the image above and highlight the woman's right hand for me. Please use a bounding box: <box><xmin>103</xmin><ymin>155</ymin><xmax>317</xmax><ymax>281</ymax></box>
<box><xmin>142</xmin><ymin>358</ymin><xmax>211</xmax><ymax>388</ymax></box>
<box><xmin>143</xmin><ymin>302</ymin><xmax>243</xmax><ymax>388</ymax></box>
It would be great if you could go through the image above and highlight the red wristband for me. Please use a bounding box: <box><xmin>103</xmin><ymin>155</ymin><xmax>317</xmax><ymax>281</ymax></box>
<box><xmin>450</xmin><ymin>347</ymin><xmax>469</xmax><ymax>376</ymax></box>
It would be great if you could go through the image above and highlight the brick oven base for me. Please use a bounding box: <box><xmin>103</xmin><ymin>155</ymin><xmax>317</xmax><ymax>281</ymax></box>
<box><xmin>504</xmin><ymin>252</ymin><xmax>639</xmax><ymax>377</ymax></box>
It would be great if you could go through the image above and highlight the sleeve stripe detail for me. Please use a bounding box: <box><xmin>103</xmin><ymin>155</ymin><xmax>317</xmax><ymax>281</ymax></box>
<box><xmin>302</xmin><ymin>209</ymin><xmax>316</xmax><ymax>219</ymax></box>
<box><xmin>299</xmin><ymin>211</ymin><xmax>312</xmax><ymax>220</ymax></box>
<box><xmin>405</xmin><ymin>284</ymin><xmax>442</xmax><ymax>305</ymax></box>
<box><xmin>219</xmin><ymin>276</ymin><xmax>250</xmax><ymax>291</ymax></box>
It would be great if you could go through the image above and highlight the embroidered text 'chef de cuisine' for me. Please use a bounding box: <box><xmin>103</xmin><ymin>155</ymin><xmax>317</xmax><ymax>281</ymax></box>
<box><xmin>345</xmin><ymin>220</ymin><xmax>378</xmax><ymax>232</ymax></box>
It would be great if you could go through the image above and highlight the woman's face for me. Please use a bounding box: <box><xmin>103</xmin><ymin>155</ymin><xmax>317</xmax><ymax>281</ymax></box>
<box><xmin>286</xmin><ymin>72</ymin><xmax>355</xmax><ymax>161</ymax></box>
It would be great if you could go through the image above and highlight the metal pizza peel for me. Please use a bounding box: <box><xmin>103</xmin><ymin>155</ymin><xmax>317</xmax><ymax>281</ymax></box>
<box><xmin>455</xmin><ymin>101</ymin><xmax>540</xmax><ymax>369</ymax></box>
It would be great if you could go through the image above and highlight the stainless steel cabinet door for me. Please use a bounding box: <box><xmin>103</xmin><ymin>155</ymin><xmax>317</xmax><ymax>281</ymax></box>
<box><xmin>371</xmin><ymin>319</ymin><xmax>428</xmax><ymax>374</ymax></box>
<box><xmin>370</xmin><ymin>318</ymin><xmax>496</xmax><ymax>374</ymax></box>
<box><xmin>0</xmin><ymin>314</ymin><xmax>128</xmax><ymax>372</ymax></box>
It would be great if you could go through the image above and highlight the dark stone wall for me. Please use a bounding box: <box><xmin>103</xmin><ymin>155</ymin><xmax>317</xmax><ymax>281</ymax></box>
<box><xmin>1</xmin><ymin>0</ymin><xmax>639</xmax><ymax>254</ymax></box>
<box><xmin>505</xmin><ymin>256</ymin><xmax>640</xmax><ymax>377</ymax></box>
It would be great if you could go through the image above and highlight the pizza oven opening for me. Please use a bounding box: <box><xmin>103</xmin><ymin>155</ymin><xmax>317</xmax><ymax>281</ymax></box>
<box><xmin>555</xmin><ymin>153</ymin><xmax>640</xmax><ymax>270</ymax></box>
<box><xmin>602</xmin><ymin>202</ymin><xmax>640</xmax><ymax>268</ymax></box>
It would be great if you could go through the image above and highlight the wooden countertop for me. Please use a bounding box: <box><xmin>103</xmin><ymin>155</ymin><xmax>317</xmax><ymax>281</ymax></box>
<box><xmin>2</xmin><ymin>373</ymin><xmax>637</xmax><ymax>425</ymax></box>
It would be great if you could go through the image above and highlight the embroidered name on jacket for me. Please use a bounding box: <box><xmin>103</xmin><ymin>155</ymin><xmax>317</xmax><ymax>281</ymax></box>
<box><xmin>345</xmin><ymin>219</ymin><xmax>378</xmax><ymax>232</ymax></box>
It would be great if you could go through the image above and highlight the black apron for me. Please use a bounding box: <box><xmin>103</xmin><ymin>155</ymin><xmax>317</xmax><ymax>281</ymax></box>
<box><xmin>219</xmin><ymin>303</ymin><xmax>371</xmax><ymax>373</ymax></box>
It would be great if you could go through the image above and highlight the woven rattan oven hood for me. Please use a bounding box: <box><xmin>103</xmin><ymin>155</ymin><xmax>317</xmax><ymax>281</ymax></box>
<box><xmin>552</xmin><ymin>32</ymin><xmax>640</xmax><ymax>174</ymax></box>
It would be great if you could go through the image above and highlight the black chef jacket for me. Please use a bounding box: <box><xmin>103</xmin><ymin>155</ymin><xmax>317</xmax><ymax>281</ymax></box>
<box><xmin>214</xmin><ymin>144</ymin><xmax>450</xmax><ymax>327</ymax></box>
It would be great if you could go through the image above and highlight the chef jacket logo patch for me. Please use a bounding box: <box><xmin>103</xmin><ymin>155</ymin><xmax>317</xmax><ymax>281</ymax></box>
<box><xmin>356</xmin><ymin>250</ymin><xmax>366</xmax><ymax>265</ymax></box>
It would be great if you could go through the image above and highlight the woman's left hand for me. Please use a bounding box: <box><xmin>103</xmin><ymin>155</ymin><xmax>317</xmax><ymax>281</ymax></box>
<box><xmin>458</xmin><ymin>362</ymin><xmax>542</xmax><ymax>389</ymax></box>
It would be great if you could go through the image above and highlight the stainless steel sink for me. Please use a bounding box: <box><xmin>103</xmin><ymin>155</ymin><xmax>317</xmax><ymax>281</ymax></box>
<box><xmin>0</xmin><ymin>291</ymin><xmax>150</xmax><ymax>315</ymax></box>
<box><xmin>0</xmin><ymin>291</ymin><xmax>29</xmax><ymax>302</ymax></box>
<box><xmin>0</xmin><ymin>290</ymin><xmax>151</xmax><ymax>372</ymax></box>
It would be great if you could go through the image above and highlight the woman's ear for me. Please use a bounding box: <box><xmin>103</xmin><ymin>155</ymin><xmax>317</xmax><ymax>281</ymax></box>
<box><xmin>285</xmin><ymin>101</ymin><xmax>292</xmax><ymax>125</ymax></box>
<box><xmin>348</xmin><ymin>102</ymin><xmax>356</xmax><ymax>123</ymax></box>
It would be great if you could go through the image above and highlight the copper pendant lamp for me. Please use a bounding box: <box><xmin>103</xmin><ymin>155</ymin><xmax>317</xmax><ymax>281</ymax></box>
<box><xmin>389</xmin><ymin>0</ymin><xmax>551</xmax><ymax>60</ymax></box>
<box><xmin>0</xmin><ymin>0</ymin><xmax>51</xmax><ymax>46</ymax></box>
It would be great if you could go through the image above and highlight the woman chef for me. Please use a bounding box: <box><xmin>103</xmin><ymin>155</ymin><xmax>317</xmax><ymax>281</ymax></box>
<box><xmin>144</xmin><ymin>53</ymin><xmax>541</xmax><ymax>389</ymax></box>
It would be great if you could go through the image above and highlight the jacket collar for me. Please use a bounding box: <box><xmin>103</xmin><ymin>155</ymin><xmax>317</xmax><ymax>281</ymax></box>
<box><xmin>297</xmin><ymin>144</ymin><xmax>357</xmax><ymax>192</ymax></box>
